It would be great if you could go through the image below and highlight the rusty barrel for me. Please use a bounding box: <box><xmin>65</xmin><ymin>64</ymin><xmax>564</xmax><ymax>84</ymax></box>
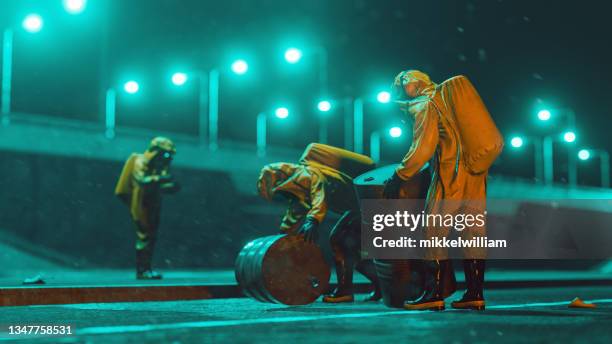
<box><xmin>354</xmin><ymin>163</ymin><xmax>455</xmax><ymax>308</ymax></box>
<box><xmin>235</xmin><ymin>234</ymin><xmax>330</xmax><ymax>305</ymax></box>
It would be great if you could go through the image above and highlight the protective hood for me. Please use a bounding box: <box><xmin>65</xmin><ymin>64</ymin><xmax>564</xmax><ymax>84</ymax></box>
<box><xmin>257</xmin><ymin>162</ymin><xmax>305</xmax><ymax>202</ymax></box>
<box><xmin>393</xmin><ymin>70</ymin><xmax>437</xmax><ymax>100</ymax></box>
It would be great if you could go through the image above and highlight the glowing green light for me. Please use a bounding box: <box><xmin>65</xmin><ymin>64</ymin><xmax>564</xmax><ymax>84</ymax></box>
<box><xmin>231</xmin><ymin>59</ymin><xmax>248</xmax><ymax>75</ymax></box>
<box><xmin>563</xmin><ymin>131</ymin><xmax>576</xmax><ymax>143</ymax></box>
<box><xmin>284</xmin><ymin>48</ymin><xmax>302</xmax><ymax>64</ymax></box>
<box><xmin>22</xmin><ymin>14</ymin><xmax>43</xmax><ymax>33</ymax></box>
<box><xmin>510</xmin><ymin>136</ymin><xmax>524</xmax><ymax>148</ymax></box>
<box><xmin>317</xmin><ymin>100</ymin><xmax>331</xmax><ymax>112</ymax></box>
<box><xmin>377</xmin><ymin>91</ymin><xmax>391</xmax><ymax>104</ymax></box>
<box><xmin>538</xmin><ymin>109</ymin><xmax>551</xmax><ymax>121</ymax></box>
<box><xmin>123</xmin><ymin>81</ymin><xmax>139</xmax><ymax>94</ymax></box>
<box><xmin>171</xmin><ymin>72</ymin><xmax>188</xmax><ymax>86</ymax></box>
<box><xmin>275</xmin><ymin>107</ymin><xmax>289</xmax><ymax>119</ymax></box>
<box><xmin>389</xmin><ymin>126</ymin><xmax>402</xmax><ymax>138</ymax></box>
<box><xmin>63</xmin><ymin>0</ymin><xmax>87</xmax><ymax>14</ymax></box>
<box><xmin>578</xmin><ymin>149</ymin><xmax>590</xmax><ymax>160</ymax></box>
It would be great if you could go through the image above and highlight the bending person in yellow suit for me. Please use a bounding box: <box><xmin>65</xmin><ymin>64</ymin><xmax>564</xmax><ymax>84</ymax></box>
<box><xmin>384</xmin><ymin>70</ymin><xmax>502</xmax><ymax>311</ymax></box>
<box><xmin>115</xmin><ymin>137</ymin><xmax>180</xmax><ymax>280</ymax></box>
<box><xmin>258</xmin><ymin>144</ymin><xmax>381</xmax><ymax>302</ymax></box>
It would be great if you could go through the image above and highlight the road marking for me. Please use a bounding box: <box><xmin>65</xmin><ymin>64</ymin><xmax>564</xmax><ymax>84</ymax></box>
<box><xmin>73</xmin><ymin>298</ymin><xmax>612</xmax><ymax>336</ymax></box>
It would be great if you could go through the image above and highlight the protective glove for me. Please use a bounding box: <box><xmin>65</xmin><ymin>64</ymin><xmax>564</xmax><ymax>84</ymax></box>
<box><xmin>297</xmin><ymin>217</ymin><xmax>319</xmax><ymax>243</ymax></box>
<box><xmin>382</xmin><ymin>172</ymin><xmax>403</xmax><ymax>199</ymax></box>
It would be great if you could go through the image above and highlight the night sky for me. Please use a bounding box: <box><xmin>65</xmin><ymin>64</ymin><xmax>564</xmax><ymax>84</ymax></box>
<box><xmin>1</xmin><ymin>0</ymin><xmax>610</xmax><ymax>185</ymax></box>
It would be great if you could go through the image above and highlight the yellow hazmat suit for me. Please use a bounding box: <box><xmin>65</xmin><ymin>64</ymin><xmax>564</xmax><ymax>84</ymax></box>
<box><xmin>115</xmin><ymin>137</ymin><xmax>179</xmax><ymax>278</ymax></box>
<box><xmin>393</xmin><ymin>70</ymin><xmax>502</xmax><ymax>259</ymax></box>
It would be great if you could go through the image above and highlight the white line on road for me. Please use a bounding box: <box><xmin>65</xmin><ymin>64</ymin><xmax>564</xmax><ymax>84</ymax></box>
<box><xmin>74</xmin><ymin>298</ymin><xmax>612</xmax><ymax>336</ymax></box>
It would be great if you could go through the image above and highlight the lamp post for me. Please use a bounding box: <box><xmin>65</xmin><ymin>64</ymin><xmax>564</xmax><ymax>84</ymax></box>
<box><xmin>257</xmin><ymin>107</ymin><xmax>289</xmax><ymax>157</ymax></box>
<box><xmin>509</xmin><ymin>135</ymin><xmax>544</xmax><ymax>183</ymax></box>
<box><xmin>353</xmin><ymin>91</ymin><xmax>391</xmax><ymax>154</ymax></box>
<box><xmin>537</xmin><ymin>107</ymin><xmax>578</xmax><ymax>187</ymax></box>
<box><xmin>370</xmin><ymin>126</ymin><xmax>403</xmax><ymax>163</ymax></box>
<box><xmin>105</xmin><ymin>80</ymin><xmax>140</xmax><ymax>139</ymax></box>
<box><xmin>2</xmin><ymin>14</ymin><xmax>44</xmax><ymax>125</ymax></box>
<box><xmin>169</xmin><ymin>59</ymin><xmax>247</xmax><ymax>150</ymax></box>
<box><xmin>578</xmin><ymin>149</ymin><xmax>610</xmax><ymax>188</ymax></box>
<box><xmin>544</xmin><ymin>131</ymin><xmax>576</xmax><ymax>186</ymax></box>
<box><xmin>284</xmin><ymin>45</ymin><xmax>328</xmax><ymax>95</ymax></box>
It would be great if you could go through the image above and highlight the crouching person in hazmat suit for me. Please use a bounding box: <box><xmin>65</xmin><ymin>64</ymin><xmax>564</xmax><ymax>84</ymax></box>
<box><xmin>115</xmin><ymin>137</ymin><xmax>181</xmax><ymax>280</ymax></box>
<box><xmin>257</xmin><ymin>143</ymin><xmax>382</xmax><ymax>302</ymax></box>
<box><xmin>383</xmin><ymin>70</ymin><xmax>503</xmax><ymax>310</ymax></box>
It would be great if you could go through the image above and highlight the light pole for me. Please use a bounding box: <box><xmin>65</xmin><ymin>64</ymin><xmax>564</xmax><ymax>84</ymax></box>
<box><xmin>370</xmin><ymin>126</ymin><xmax>403</xmax><ymax>163</ymax></box>
<box><xmin>2</xmin><ymin>14</ymin><xmax>44</xmax><ymax>125</ymax></box>
<box><xmin>283</xmin><ymin>45</ymin><xmax>328</xmax><ymax>95</ymax></box>
<box><xmin>543</xmin><ymin>131</ymin><xmax>576</xmax><ymax>186</ymax></box>
<box><xmin>316</xmin><ymin>100</ymin><xmax>332</xmax><ymax>143</ymax></box>
<box><xmin>509</xmin><ymin>135</ymin><xmax>544</xmax><ymax>183</ymax></box>
<box><xmin>578</xmin><ymin>149</ymin><xmax>610</xmax><ymax>188</ymax></box>
<box><xmin>105</xmin><ymin>80</ymin><xmax>140</xmax><ymax>139</ymax></box>
<box><xmin>537</xmin><ymin>107</ymin><xmax>578</xmax><ymax>187</ymax></box>
<box><xmin>171</xmin><ymin>59</ymin><xmax>247</xmax><ymax>150</ymax></box>
<box><xmin>353</xmin><ymin>91</ymin><xmax>392</xmax><ymax>154</ymax></box>
<box><xmin>257</xmin><ymin>107</ymin><xmax>289</xmax><ymax>157</ymax></box>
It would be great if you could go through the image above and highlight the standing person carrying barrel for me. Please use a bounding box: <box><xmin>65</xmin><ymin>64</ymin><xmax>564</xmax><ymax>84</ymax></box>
<box><xmin>257</xmin><ymin>143</ymin><xmax>382</xmax><ymax>302</ymax></box>
<box><xmin>383</xmin><ymin>70</ymin><xmax>503</xmax><ymax>311</ymax></box>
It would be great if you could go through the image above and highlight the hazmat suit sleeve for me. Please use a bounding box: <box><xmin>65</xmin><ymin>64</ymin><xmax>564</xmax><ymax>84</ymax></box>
<box><xmin>279</xmin><ymin>198</ymin><xmax>308</xmax><ymax>233</ymax></box>
<box><xmin>396</xmin><ymin>101</ymin><xmax>440</xmax><ymax>180</ymax></box>
<box><xmin>115</xmin><ymin>154</ymin><xmax>137</xmax><ymax>204</ymax></box>
<box><xmin>305</xmin><ymin>171</ymin><xmax>328</xmax><ymax>224</ymax></box>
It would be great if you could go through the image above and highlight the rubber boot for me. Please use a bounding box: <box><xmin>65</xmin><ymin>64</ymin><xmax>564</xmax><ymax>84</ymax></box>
<box><xmin>404</xmin><ymin>260</ymin><xmax>445</xmax><ymax>311</ymax></box>
<box><xmin>323</xmin><ymin>258</ymin><xmax>354</xmax><ymax>303</ymax></box>
<box><xmin>136</xmin><ymin>248</ymin><xmax>163</xmax><ymax>280</ymax></box>
<box><xmin>451</xmin><ymin>259</ymin><xmax>485</xmax><ymax>310</ymax></box>
<box><xmin>356</xmin><ymin>260</ymin><xmax>382</xmax><ymax>302</ymax></box>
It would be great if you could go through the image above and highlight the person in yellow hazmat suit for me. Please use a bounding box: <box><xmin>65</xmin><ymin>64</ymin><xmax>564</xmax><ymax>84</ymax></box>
<box><xmin>257</xmin><ymin>143</ymin><xmax>382</xmax><ymax>303</ymax></box>
<box><xmin>384</xmin><ymin>70</ymin><xmax>503</xmax><ymax>311</ymax></box>
<box><xmin>115</xmin><ymin>137</ymin><xmax>180</xmax><ymax>280</ymax></box>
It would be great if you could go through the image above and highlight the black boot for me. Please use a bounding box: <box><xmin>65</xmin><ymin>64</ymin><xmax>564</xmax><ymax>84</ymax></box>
<box><xmin>136</xmin><ymin>248</ymin><xmax>163</xmax><ymax>280</ymax></box>
<box><xmin>451</xmin><ymin>259</ymin><xmax>485</xmax><ymax>310</ymax></box>
<box><xmin>404</xmin><ymin>260</ymin><xmax>445</xmax><ymax>311</ymax></box>
<box><xmin>356</xmin><ymin>260</ymin><xmax>382</xmax><ymax>302</ymax></box>
<box><xmin>323</xmin><ymin>258</ymin><xmax>354</xmax><ymax>303</ymax></box>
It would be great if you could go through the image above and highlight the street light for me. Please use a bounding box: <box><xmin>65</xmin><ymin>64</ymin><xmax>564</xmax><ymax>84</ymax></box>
<box><xmin>510</xmin><ymin>136</ymin><xmax>524</xmax><ymax>148</ymax></box>
<box><xmin>317</xmin><ymin>100</ymin><xmax>331</xmax><ymax>112</ymax></box>
<box><xmin>105</xmin><ymin>80</ymin><xmax>140</xmax><ymax>138</ymax></box>
<box><xmin>376</xmin><ymin>91</ymin><xmax>391</xmax><ymax>104</ymax></box>
<box><xmin>370</xmin><ymin>126</ymin><xmax>403</xmax><ymax>163</ymax></box>
<box><xmin>257</xmin><ymin>107</ymin><xmax>290</xmax><ymax>157</ymax></box>
<box><xmin>563</xmin><ymin>131</ymin><xmax>576</xmax><ymax>143</ymax></box>
<box><xmin>537</xmin><ymin>106</ymin><xmax>578</xmax><ymax>186</ymax></box>
<box><xmin>284</xmin><ymin>48</ymin><xmax>303</xmax><ymax>64</ymax></box>
<box><xmin>171</xmin><ymin>72</ymin><xmax>188</xmax><ymax>86</ymax></box>
<box><xmin>3</xmin><ymin>14</ymin><xmax>45</xmax><ymax>124</ymax></box>
<box><xmin>282</xmin><ymin>45</ymin><xmax>328</xmax><ymax>95</ymax></box>
<box><xmin>275</xmin><ymin>107</ymin><xmax>289</xmax><ymax>119</ymax></box>
<box><xmin>123</xmin><ymin>81</ymin><xmax>139</xmax><ymax>94</ymax></box>
<box><xmin>577</xmin><ymin>148</ymin><xmax>610</xmax><ymax>188</ymax></box>
<box><xmin>63</xmin><ymin>0</ymin><xmax>87</xmax><ymax>14</ymax></box>
<box><xmin>389</xmin><ymin>126</ymin><xmax>402</xmax><ymax>138</ymax></box>
<box><xmin>537</xmin><ymin>109</ymin><xmax>551</xmax><ymax>121</ymax></box>
<box><xmin>353</xmin><ymin>90</ymin><xmax>394</xmax><ymax>154</ymax></box>
<box><xmin>509</xmin><ymin>135</ymin><xmax>544</xmax><ymax>183</ymax></box>
<box><xmin>22</xmin><ymin>14</ymin><xmax>43</xmax><ymax>33</ymax></box>
<box><xmin>316</xmin><ymin>99</ymin><xmax>332</xmax><ymax>144</ymax></box>
<box><xmin>231</xmin><ymin>59</ymin><xmax>248</xmax><ymax>75</ymax></box>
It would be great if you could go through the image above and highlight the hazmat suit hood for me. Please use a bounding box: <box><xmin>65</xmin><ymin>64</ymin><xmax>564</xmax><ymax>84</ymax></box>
<box><xmin>393</xmin><ymin>70</ymin><xmax>437</xmax><ymax>112</ymax></box>
<box><xmin>257</xmin><ymin>162</ymin><xmax>305</xmax><ymax>202</ymax></box>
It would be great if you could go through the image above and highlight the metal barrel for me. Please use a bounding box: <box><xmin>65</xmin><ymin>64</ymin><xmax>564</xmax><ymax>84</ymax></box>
<box><xmin>235</xmin><ymin>234</ymin><xmax>330</xmax><ymax>305</ymax></box>
<box><xmin>374</xmin><ymin>259</ymin><xmax>457</xmax><ymax>308</ymax></box>
<box><xmin>352</xmin><ymin>163</ymin><xmax>430</xmax><ymax>201</ymax></box>
<box><xmin>374</xmin><ymin>259</ymin><xmax>424</xmax><ymax>308</ymax></box>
